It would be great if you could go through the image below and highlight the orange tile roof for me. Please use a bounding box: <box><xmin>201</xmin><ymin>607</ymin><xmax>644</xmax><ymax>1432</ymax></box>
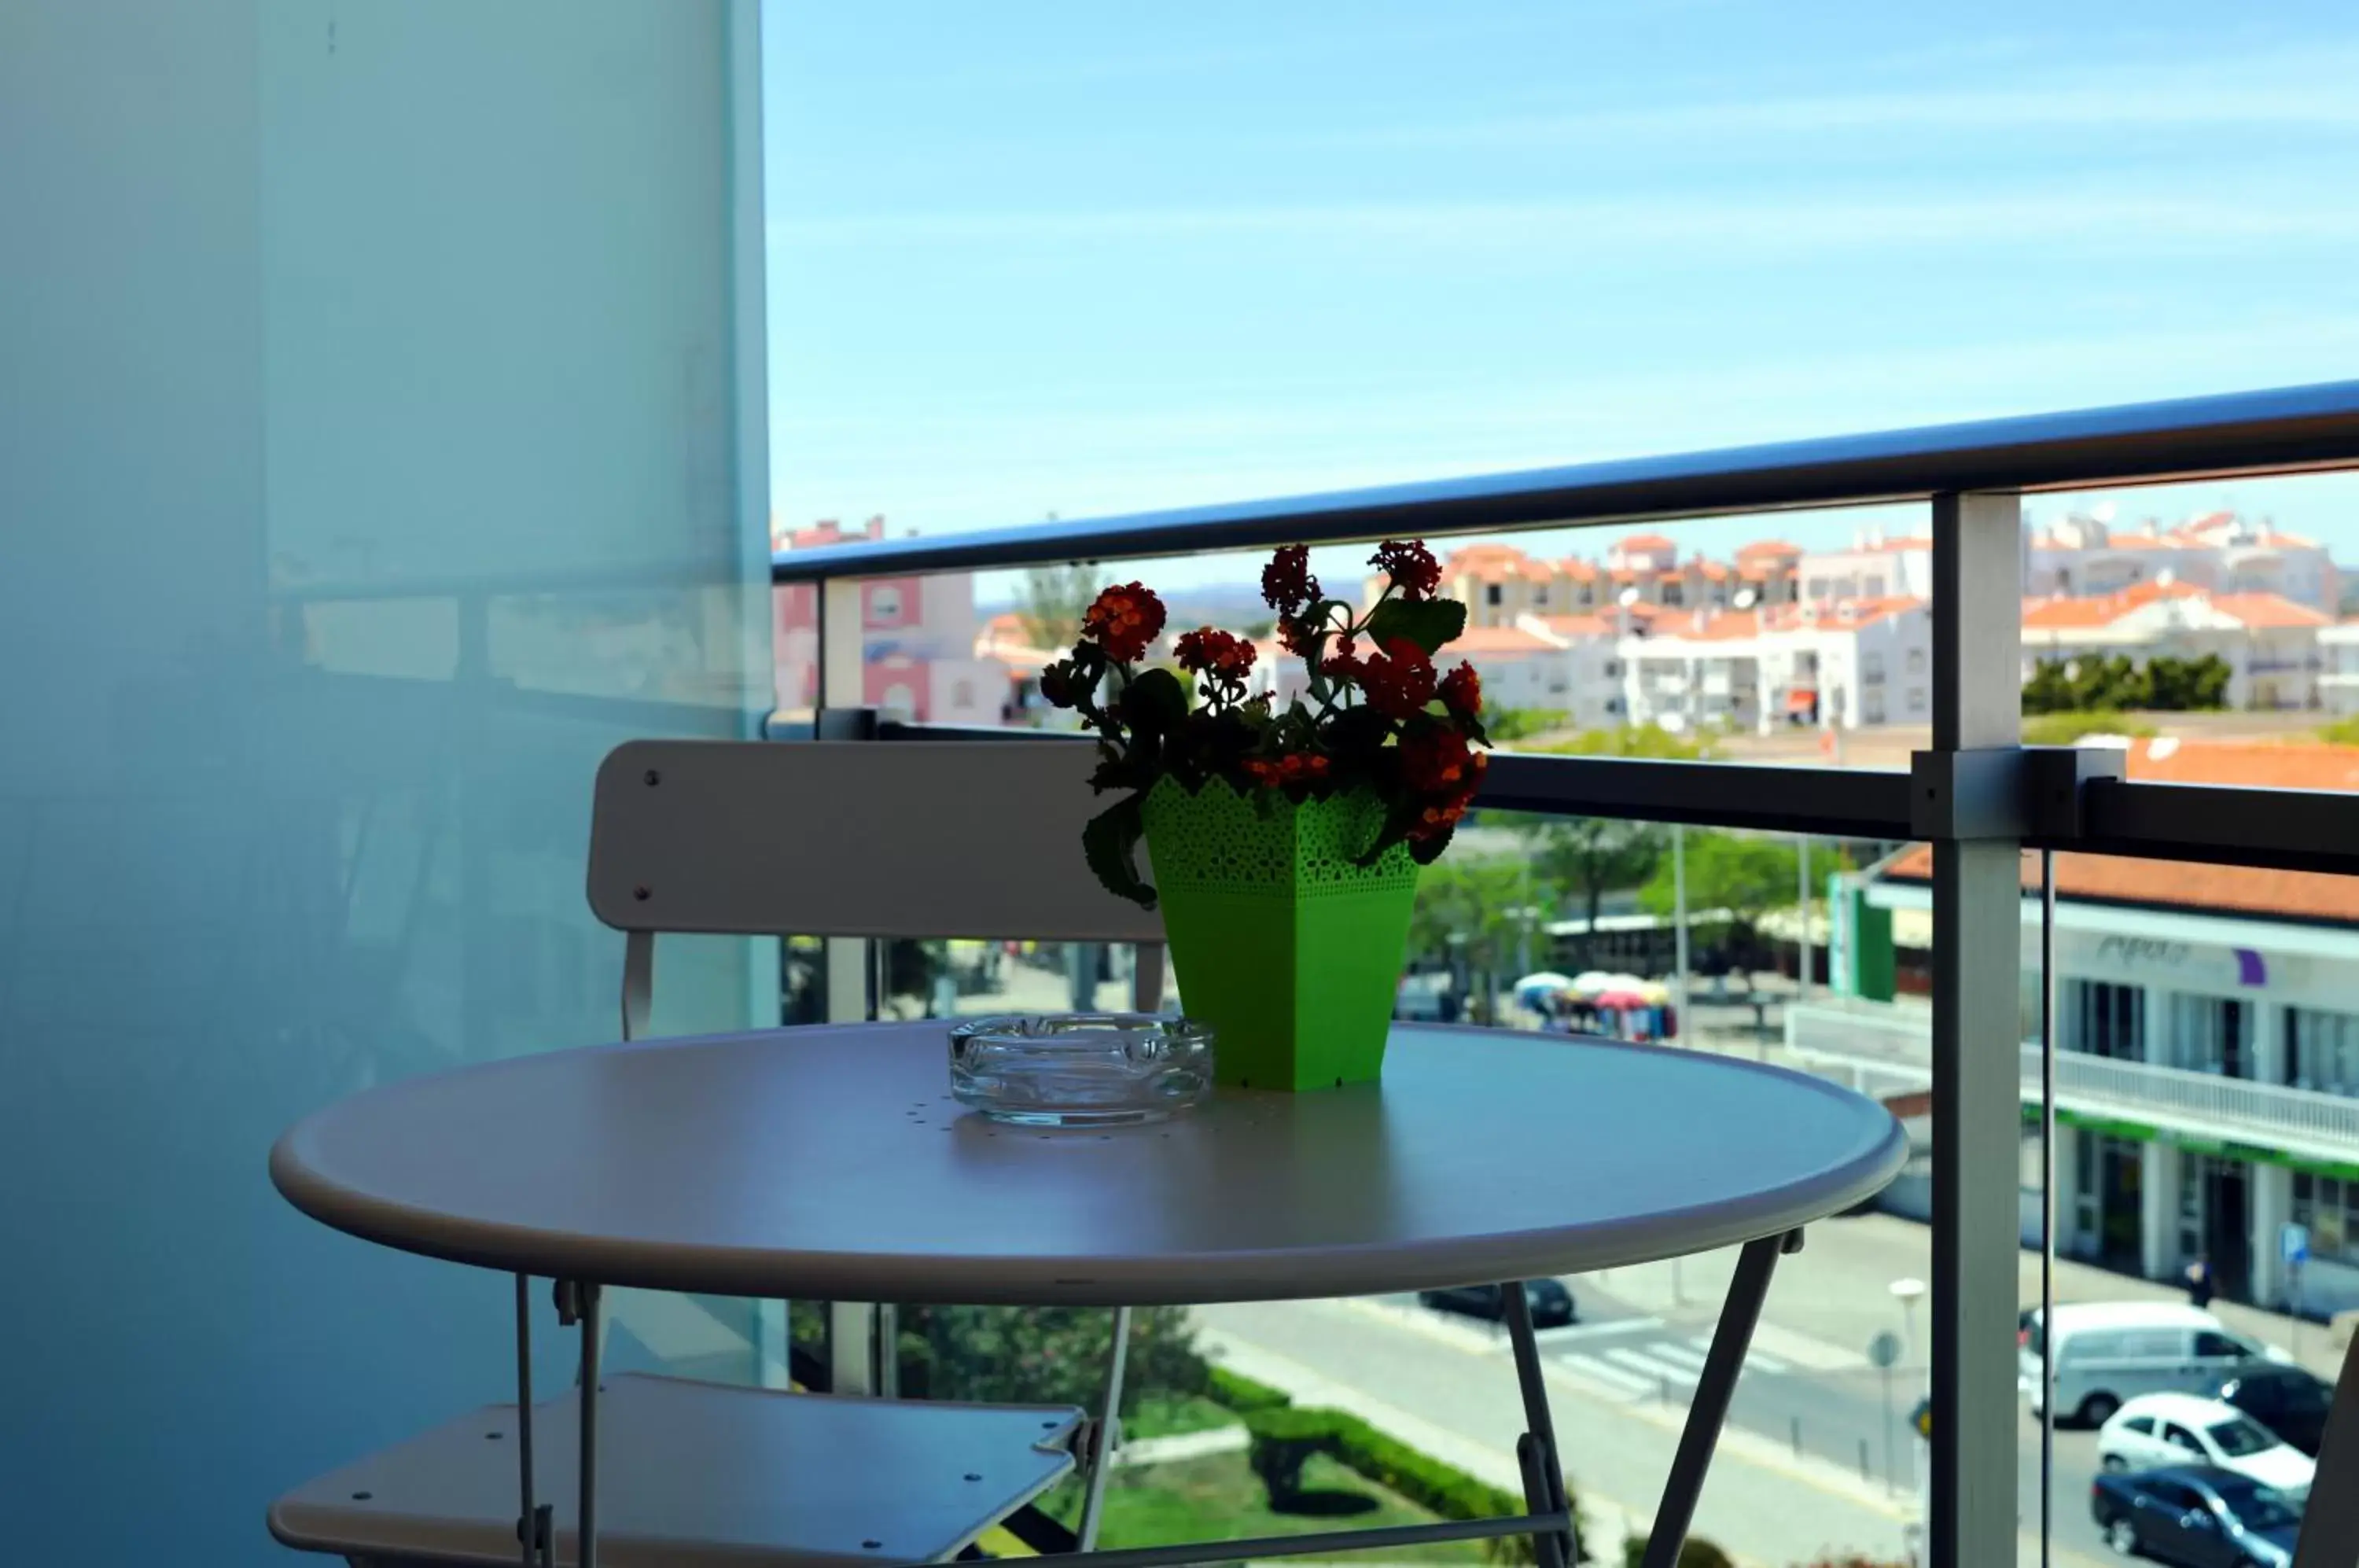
<box><xmin>1559</xmin><ymin>558</ymin><xmax>1601</xmax><ymax>581</ymax></box>
<box><xmin>2210</xmin><ymin>592</ymin><xmax>2328</xmax><ymax>630</ymax></box>
<box><xmin>1884</xmin><ymin>741</ymin><xmax>2359</xmax><ymax>925</ymax></box>
<box><xmin>1617</xmin><ymin>532</ymin><xmax>1678</xmax><ymax>552</ymax></box>
<box><xmin>1450</xmin><ymin>625</ymin><xmax>1561</xmax><ymax>654</ymax></box>
<box><xmin>1443</xmin><ymin>543</ymin><xmax>1551</xmax><ymax>583</ymax></box>
<box><xmin>1535</xmin><ymin>613</ymin><xmax>1614</xmax><ymax>639</ymax></box>
<box><xmin>2019</xmin><ymin>582</ymin><xmax>2325</xmax><ymax>632</ymax></box>
<box><xmin>2020</xmin><ymin>580</ymin><xmax>2195</xmax><ymax>629</ymax></box>
<box><xmin>1737</xmin><ymin>539</ymin><xmax>1802</xmax><ymax>560</ymax></box>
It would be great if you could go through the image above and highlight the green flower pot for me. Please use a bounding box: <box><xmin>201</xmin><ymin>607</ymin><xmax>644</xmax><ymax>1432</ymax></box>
<box><xmin>1141</xmin><ymin>778</ymin><xmax>1421</xmax><ymax>1091</ymax></box>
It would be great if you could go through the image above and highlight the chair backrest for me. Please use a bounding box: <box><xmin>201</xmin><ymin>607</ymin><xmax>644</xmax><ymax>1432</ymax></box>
<box><xmin>2292</xmin><ymin>1327</ymin><xmax>2359</xmax><ymax>1568</ymax></box>
<box><xmin>588</xmin><ymin>739</ymin><xmax>1167</xmax><ymax>1036</ymax></box>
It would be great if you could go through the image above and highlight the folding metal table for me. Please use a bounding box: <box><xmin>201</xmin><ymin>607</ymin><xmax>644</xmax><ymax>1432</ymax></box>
<box><xmin>270</xmin><ymin>1020</ymin><xmax>1908</xmax><ymax>1567</ymax></box>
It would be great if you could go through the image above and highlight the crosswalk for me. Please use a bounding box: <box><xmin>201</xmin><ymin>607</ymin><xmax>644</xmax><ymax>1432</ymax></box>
<box><xmin>1548</xmin><ymin>1316</ymin><xmax>1830</xmax><ymax>1402</ymax></box>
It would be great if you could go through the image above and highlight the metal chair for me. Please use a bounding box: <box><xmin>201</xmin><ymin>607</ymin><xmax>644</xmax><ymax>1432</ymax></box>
<box><xmin>2292</xmin><ymin>1327</ymin><xmax>2359</xmax><ymax>1568</ymax></box>
<box><xmin>270</xmin><ymin>738</ymin><xmax>1167</xmax><ymax>1566</ymax></box>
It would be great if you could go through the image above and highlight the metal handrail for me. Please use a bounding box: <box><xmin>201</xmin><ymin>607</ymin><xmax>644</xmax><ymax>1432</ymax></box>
<box><xmin>771</xmin><ymin>379</ymin><xmax>2359</xmax><ymax>582</ymax></box>
<box><xmin>1783</xmin><ymin>1003</ymin><xmax>2359</xmax><ymax>1158</ymax></box>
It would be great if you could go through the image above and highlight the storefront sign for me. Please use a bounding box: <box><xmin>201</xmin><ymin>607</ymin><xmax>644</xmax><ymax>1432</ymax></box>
<box><xmin>2074</xmin><ymin>933</ymin><xmax>2272</xmax><ymax>990</ymax></box>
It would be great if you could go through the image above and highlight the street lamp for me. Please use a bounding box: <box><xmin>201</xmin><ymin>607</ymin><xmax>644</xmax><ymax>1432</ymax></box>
<box><xmin>1889</xmin><ymin>1275</ymin><xmax>1926</xmax><ymax>1382</ymax></box>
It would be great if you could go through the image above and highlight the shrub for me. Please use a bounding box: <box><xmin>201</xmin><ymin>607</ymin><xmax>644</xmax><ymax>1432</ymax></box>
<box><xmin>1205</xmin><ymin>1364</ymin><xmax>1294</xmax><ymax>1414</ymax></box>
<box><xmin>2020</xmin><ymin>709</ymin><xmax>2156</xmax><ymax>745</ymax></box>
<box><xmin>1241</xmin><ymin>1405</ymin><xmax>1573</xmax><ymax>1566</ymax></box>
<box><xmin>1622</xmin><ymin>1533</ymin><xmax>1735</xmax><ymax>1568</ymax></box>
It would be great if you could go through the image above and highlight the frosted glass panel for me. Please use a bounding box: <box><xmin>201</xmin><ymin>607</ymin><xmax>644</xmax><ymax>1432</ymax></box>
<box><xmin>0</xmin><ymin>3</ymin><xmax>767</xmax><ymax>1562</ymax></box>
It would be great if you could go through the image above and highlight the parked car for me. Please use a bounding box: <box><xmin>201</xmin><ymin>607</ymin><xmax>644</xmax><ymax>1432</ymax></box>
<box><xmin>2096</xmin><ymin>1394</ymin><xmax>2313</xmax><ymax>1498</ymax></box>
<box><xmin>2090</xmin><ymin>1463</ymin><xmax>2302</xmax><ymax>1566</ymax></box>
<box><xmin>2212</xmin><ymin>1367</ymin><xmax>2336</xmax><ymax>1456</ymax></box>
<box><xmin>2021</xmin><ymin>1301</ymin><xmax>2290</xmax><ymax>1426</ymax></box>
<box><xmin>1419</xmin><ymin>1279</ymin><xmax>1576</xmax><ymax>1328</ymax></box>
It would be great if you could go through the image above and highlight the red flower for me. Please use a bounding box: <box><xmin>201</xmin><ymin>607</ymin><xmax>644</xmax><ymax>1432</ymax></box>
<box><xmin>1359</xmin><ymin>637</ymin><xmax>1437</xmax><ymax>720</ymax></box>
<box><xmin>1261</xmin><ymin>544</ymin><xmax>1321</xmax><ymax>616</ymax></box>
<box><xmin>1437</xmin><ymin>661</ymin><xmax>1481</xmax><ymax>719</ymax></box>
<box><xmin>1370</xmin><ymin>539</ymin><xmax>1442</xmax><ymax>602</ymax></box>
<box><xmin>1173</xmin><ymin>628</ymin><xmax>1256</xmax><ymax>681</ymax></box>
<box><xmin>1400</xmin><ymin>724</ymin><xmax>1481</xmax><ymax>795</ymax></box>
<box><xmin>1323</xmin><ymin>635</ymin><xmax>1363</xmax><ymax>676</ymax></box>
<box><xmin>1080</xmin><ymin>583</ymin><xmax>1166</xmax><ymax>663</ymax></box>
<box><xmin>1243</xmin><ymin>751</ymin><xmax>1331</xmax><ymax>791</ymax></box>
<box><xmin>1408</xmin><ymin>795</ymin><xmax>1473</xmax><ymax>842</ymax></box>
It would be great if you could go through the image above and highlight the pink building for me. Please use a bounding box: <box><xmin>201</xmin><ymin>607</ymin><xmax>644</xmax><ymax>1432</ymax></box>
<box><xmin>772</xmin><ymin>517</ymin><xmax>1007</xmax><ymax>723</ymax></box>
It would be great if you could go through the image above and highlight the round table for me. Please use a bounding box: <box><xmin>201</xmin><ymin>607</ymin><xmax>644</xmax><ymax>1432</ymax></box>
<box><xmin>270</xmin><ymin>1021</ymin><xmax>1906</xmax><ymax>1568</ymax></box>
<box><xmin>272</xmin><ymin>1020</ymin><xmax>1905</xmax><ymax>1305</ymax></box>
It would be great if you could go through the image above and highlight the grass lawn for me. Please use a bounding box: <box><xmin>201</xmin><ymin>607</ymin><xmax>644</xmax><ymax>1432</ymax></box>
<box><xmin>1040</xmin><ymin>1450</ymin><xmax>1492</xmax><ymax>1562</ymax></box>
<box><xmin>1122</xmin><ymin>1393</ymin><xmax>1241</xmax><ymax>1441</ymax></box>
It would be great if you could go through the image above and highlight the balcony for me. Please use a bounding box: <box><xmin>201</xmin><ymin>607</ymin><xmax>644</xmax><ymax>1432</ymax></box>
<box><xmin>1787</xmin><ymin>1003</ymin><xmax>2359</xmax><ymax>1166</ymax></box>
<box><xmin>19</xmin><ymin>6</ymin><xmax>2359</xmax><ymax>1562</ymax></box>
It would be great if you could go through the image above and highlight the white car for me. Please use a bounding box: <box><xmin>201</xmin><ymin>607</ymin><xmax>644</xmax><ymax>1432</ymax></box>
<box><xmin>2097</xmin><ymin>1393</ymin><xmax>2314</xmax><ymax>1497</ymax></box>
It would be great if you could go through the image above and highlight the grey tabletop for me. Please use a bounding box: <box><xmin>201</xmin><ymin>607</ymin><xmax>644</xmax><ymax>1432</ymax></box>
<box><xmin>270</xmin><ymin>1021</ymin><xmax>1907</xmax><ymax>1305</ymax></box>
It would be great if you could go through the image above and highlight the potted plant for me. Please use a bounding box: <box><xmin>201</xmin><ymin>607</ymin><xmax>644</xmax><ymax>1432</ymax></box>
<box><xmin>1039</xmin><ymin>539</ymin><xmax>1489</xmax><ymax>1089</ymax></box>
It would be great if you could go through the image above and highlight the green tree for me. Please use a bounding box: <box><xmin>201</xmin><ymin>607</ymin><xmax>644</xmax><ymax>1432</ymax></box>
<box><xmin>1479</xmin><ymin>706</ymin><xmax>1571</xmax><ymax>743</ymax></box>
<box><xmin>1533</xmin><ymin>723</ymin><xmax>1714</xmax><ymax>760</ymax></box>
<box><xmin>1407</xmin><ymin>856</ymin><xmax>1550</xmax><ymax>1021</ymax></box>
<box><xmin>896</xmin><ymin>1304</ymin><xmax>1205</xmax><ymax>1415</ymax></box>
<box><xmin>1527</xmin><ymin>818</ymin><xmax>1666</xmax><ymax>966</ymax></box>
<box><xmin>1017</xmin><ymin>561</ymin><xmax>1105</xmax><ymax>651</ymax></box>
<box><xmin>2021</xmin><ymin>658</ymin><xmax>2074</xmax><ymax>715</ymax></box>
<box><xmin>1640</xmin><ymin>831</ymin><xmax>1804</xmax><ymax>985</ymax></box>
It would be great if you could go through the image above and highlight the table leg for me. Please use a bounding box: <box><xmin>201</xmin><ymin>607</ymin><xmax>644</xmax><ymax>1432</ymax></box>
<box><xmin>1501</xmin><ymin>1282</ymin><xmax>1574</xmax><ymax>1568</ymax></box>
<box><xmin>513</xmin><ymin>1273</ymin><xmax>550</xmax><ymax>1567</ymax></box>
<box><xmin>556</xmin><ymin>1280</ymin><xmax>602</xmax><ymax>1568</ymax></box>
<box><xmin>1639</xmin><ymin>1230</ymin><xmax>1799</xmax><ymax>1568</ymax></box>
<box><xmin>1077</xmin><ymin>1305</ymin><xmax>1132</xmax><ymax>1551</ymax></box>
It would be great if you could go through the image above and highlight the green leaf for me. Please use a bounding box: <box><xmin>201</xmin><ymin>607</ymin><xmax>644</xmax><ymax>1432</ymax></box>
<box><xmin>1365</xmin><ymin>597</ymin><xmax>1467</xmax><ymax>656</ymax></box>
<box><xmin>1123</xmin><ymin>666</ymin><xmax>1189</xmax><ymax>735</ymax></box>
<box><xmin>1082</xmin><ymin>794</ymin><xmax>1157</xmax><ymax>910</ymax></box>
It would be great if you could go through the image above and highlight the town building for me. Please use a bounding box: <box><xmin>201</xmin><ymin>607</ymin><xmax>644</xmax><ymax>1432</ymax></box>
<box><xmin>1801</xmin><ymin>741</ymin><xmax>2359</xmax><ymax>1314</ymax></box>
<box><xmin>1619</xmin><ymin>597</ymin><xmax>1933</xmax><ymax>734</ymax></box>
<box><xmin>1406</xmin><ymin>533</ymin><xmax>1801</xmax><ymax>631</ymax></box>
<box><xmin>2027</xmin><ymin>509</ymin><xmax>2340</xmax><ymax>613</ymax></box>
<box><xmin>1798</xmin><ymin>529</ymin><xmax>1934</xmax><ymax>604</ymax></box>
<box><xmin>772</xmin><ymin>517</ymin><xmax>1007</xmax><ymax>723</ymax></box>
<box><xmin>2020</xmin><ymin>580</ymin><xmax>2328</xmax><ymax>710</ymax></box>
<box><xmin>2318</xmin><ymin>620</ymin><xmax>2359</xmax><ymax>716</ymax></box>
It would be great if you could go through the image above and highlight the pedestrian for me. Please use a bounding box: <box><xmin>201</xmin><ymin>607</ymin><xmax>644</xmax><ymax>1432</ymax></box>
<box><xmin>2184</xmin><ymin>1253</ymin><xmax>2215</xmax><ymax>1309</ymax></box>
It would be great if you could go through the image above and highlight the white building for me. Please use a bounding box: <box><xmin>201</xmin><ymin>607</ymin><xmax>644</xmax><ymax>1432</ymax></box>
<box><xmin>1802</xmin><ymin>741</ymin><xmax>2359</xmax><ymax>1315</ymax></box>
<box><xmin>2319</xmin><ymin>621</ymin><xmax>2359</xmax><ymax>717</ymax></box>
<box><xmin>1618</xmin><ymin>598</ymin><xmax>1933</xmax><ymax>734</ymax></box>
<box><xmin>1797</xmin><ymin>528</ymin><xmax>1934</xmax><ymax>605</ymax></box>
<box><xmin>2027</xmin><ymin>509</ymin><xmax>2340</xmax><ymax>613</ymax></box>
<box><xmin>2021</xmin><ymin>581</ymin><xmax>2327</xmax><ymax>711</ymax></box>
<box><xmin>1249</xmin><ymin>616</ymin><xmax>1625</xmax><ymax>732</ymax></box>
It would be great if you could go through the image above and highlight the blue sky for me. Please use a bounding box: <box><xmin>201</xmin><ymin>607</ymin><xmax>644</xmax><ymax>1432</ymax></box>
<box><xmin>761</xmin><ymin>2</ymin><xmax>2359</xmax><ymax>586</ymax></box>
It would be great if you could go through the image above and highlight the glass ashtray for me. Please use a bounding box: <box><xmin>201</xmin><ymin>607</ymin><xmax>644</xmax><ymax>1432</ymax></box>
<box><xmin>948</xmin><ymin>1013</ymin><xmax>1215</xmax><ymax>1126</ymax></box>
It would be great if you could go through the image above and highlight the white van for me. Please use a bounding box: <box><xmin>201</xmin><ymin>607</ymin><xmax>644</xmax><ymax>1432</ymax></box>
<box><xmin>2020</xmin><ymin>1301</ymin><xmax>2290</xmax><ymax>1426</ymax></box>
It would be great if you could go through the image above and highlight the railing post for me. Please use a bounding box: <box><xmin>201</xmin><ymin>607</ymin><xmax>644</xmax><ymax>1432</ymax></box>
<box><xmin>1927</xmin><ymin>491</ymin><xmax>2024</xmax><ymax>1568</ymax></box>
<box><xmin>814</xmin><ymin>573</ymin><xmax>892</xmax><ymax>1397</ymax></box>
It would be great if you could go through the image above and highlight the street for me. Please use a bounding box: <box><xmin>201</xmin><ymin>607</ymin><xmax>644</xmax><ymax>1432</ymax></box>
<box><xmin>1195</xmin><ymin>1206</ymin><xmax>2331</xmax><ymax>1567</ymax></box>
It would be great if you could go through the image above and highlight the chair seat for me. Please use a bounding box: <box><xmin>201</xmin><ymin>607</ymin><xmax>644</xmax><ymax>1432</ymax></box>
<box><xmin>269</xmin><ymin>1373</ymin><xmax>1084</xmax><ymax>1566</ymax></box>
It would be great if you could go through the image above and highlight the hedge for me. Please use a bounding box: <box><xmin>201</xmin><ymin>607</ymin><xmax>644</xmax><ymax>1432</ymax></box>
<box><xmin>1205</xmin><ymin>1364</ymin><xmax>1293</xmax><ymax>1414</ymax></box>
<box><xmin>1242</xmin><ymin>1405</ymin><xmax>1577</xmax><ymax>1566</ymax></box>
<box><xmin>1622</xmin><ymin>1535</ymin><xmax>1732</xmax><ymax>1568</ymax></box>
